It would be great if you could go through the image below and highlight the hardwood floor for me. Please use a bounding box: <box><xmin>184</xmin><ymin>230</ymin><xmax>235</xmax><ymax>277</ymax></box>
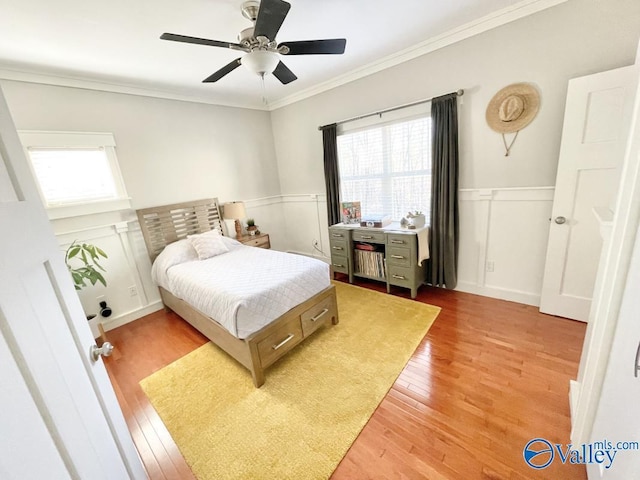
<box><xmin>103</xmin><ymin>277</ymin><xmax>587</xmax><ymax>479</ymax></box>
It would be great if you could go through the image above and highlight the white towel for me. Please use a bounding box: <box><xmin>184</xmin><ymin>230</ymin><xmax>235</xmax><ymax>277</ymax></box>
<box><xmin>415</xmin><ymin>227</ymin><xmax>430</xmax><ymax>266</ymax></box>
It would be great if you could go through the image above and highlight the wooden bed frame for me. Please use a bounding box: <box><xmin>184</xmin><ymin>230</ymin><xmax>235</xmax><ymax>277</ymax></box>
<box><xmin>136</xmin><ymin>198</ymin><xmax>338</xmax><ymax>387</ymax></box>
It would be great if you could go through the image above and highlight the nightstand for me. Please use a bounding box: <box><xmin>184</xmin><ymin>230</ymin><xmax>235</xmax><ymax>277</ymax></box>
<box><xmin>237</xmin><ymin>232</ymin><xmax>270</xmax><ymax>249</ymax></box>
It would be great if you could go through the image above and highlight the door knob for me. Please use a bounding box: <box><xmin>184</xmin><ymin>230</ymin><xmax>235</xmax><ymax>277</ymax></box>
<box><xmin>554</xmin><ymin>216</ymin><xmax>567</xmax><ymax>224</ymax></box>
<box><xmin>90</xmin><ymin>342</ymin><xmax>114</xmax><ymax>361</ymax></box>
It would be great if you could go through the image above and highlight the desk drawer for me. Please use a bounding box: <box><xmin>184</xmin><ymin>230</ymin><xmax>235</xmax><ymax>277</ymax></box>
<box><xmin>387</xmin><ymin>233</ymin><xmax>414</xmax><ymax>247</ymax></box>
<box><xmin>353</xmin><ymin>230</ymin><xmax>385</xmax><ymax>243</ymax></box>
<box><xmin>387</xmin><ymin>246</ymin><xmax>411</xmax><ymax>267</ymax></box>
<box><xmin>257</xmin><ymin>316</ymin><xmax>303</xmax><ymax>368</ymax></box>
<box><xmin>301</xmin><ymin>295</ymin><xmax>336</xmax><ymax>337</ymax></box>
<box><xmin>388</xmin><ymin>265</ymin><xmax>415</xmax><ymax>288</ymax></box>
<box><xmin>330</xmin><ymin>238</ymin><xmax>348</xmax><ymax>254</ymax></box>
<box><xmin>329</xmin><ymin>229</ymin><xmax>349</xmax><ymax>240</ymax></box>
<box><xmin>330</xmin><ymin>254</ymin><xmax>349</xmax><ymax>274</ymax></box>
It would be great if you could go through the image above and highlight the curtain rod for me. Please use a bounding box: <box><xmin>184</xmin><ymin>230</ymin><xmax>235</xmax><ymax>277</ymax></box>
<box><xmin>318</xmin><ymin>89</ymin><xmax>464</xmax><ymax>131</ymax></box>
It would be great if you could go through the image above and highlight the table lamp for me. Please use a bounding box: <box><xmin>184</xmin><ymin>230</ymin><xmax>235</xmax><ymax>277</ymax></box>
<box><xmin>223</xmin><ymin>201</ymin><xmax>246</xmax><ymax>238</ymax></box>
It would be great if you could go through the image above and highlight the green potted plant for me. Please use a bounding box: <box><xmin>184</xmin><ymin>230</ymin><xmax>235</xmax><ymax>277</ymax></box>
<box><xmin>65</xmin><ymin>241</ymin><xmax>108</xmax><ymax>291</ymax></box>
<box><xmin>246</xmin><ymin>218</ymin><xmax>259</xmax><ymax>236</ymax></box>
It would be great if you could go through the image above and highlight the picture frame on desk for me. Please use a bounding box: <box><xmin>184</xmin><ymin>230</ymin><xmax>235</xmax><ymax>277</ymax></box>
<box><xmin>341</xmin><ymin>201</ymin><xmax>361</xmax><ymax>225</ymax></box>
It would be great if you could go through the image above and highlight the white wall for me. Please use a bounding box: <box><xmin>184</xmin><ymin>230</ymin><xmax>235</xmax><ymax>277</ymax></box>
<box><xmin>1</xmin><ymin>82</ymin><xmax>286</xmax><ymax>331</ymax></box>
<box><xmin>269</xmin><ymin>0</ymin><xmax>640</xmax><ymax>304</ymax></box>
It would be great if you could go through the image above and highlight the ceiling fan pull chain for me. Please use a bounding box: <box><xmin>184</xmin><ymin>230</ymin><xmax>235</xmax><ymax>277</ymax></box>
<box><xmin>260</xmin><ymin>73</ymin><xmax>268</xmax><ymax>105</ymax></box>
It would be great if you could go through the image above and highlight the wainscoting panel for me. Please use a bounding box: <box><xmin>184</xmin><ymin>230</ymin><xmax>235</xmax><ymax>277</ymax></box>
<box><xmin>457</xmin><ymin>187</ymin><xmax>555</xmax><ymax>306</ymax></box>
<box><xmin>55</xmin><ymin>218</ymin><xmax>162</xmax><ymax>336</ymax></box>
<box><xmin>51</xmin><ymin>187</ymin><xmax>554</xmax><ymax>334</ymax></box>
<box><xmin>279</xmin><ymin>194</ymin><xmax>330</xmax><ymax>260</ymax></box>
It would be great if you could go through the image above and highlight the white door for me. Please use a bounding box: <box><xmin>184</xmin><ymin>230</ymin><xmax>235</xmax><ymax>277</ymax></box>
<box><xmin>540</xmin><ymin>66</ymin><xmax>637</xmax><ymax>321</ymax></box>
<box><xmin>586</xmin><ymin>220</ymin><xmax>640</xmax><ymax>478</ymax></box>
<box><xmin>0</xmin><ymin>87</ymin><xmax>146</xmax><ymax>479</ymax></box>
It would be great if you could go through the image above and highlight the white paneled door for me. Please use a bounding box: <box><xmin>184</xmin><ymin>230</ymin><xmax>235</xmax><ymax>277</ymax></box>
<box><xmin>540</xmin><ymin>66</ymin><xmax>637</xmax><ymax>321</ymax></box>
<box><xmin>0</xmin><ymin>87</ymin><xmax>145</xmax><ymax>478</ymax></box>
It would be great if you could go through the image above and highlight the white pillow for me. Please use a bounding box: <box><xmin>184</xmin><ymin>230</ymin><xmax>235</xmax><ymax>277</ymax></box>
<box><xmin>188</xmin><ymin>229</ymin><xmax>229</xmax><ymax>260</ymax></box>
<box><xmin>151</xmin><ymin>238</ymin><xmax>198</xmax><ymax>290</ymax></box>
<box><xmin>220</xmin><ymin>235</ymin><xmax>242</xmax><ymax>249</ymax></box>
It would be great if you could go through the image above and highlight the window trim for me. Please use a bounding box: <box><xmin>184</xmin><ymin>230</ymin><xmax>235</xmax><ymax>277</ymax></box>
<box><xmin>18</xmin><ymin>131</ymin><xmax>131</xmax><ymax>219</ymax></box>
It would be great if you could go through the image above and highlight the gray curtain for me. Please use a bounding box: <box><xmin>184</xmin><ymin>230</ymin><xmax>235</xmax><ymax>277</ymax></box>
<box><xmin>321</xmin><ymin>124</ymin><xmax>342</xmax><ymax>226</ymax></box>
<box><xmin>428</xmin><ymin>93</ymin><xmax>459</xmax><ymax>289</ymax></box>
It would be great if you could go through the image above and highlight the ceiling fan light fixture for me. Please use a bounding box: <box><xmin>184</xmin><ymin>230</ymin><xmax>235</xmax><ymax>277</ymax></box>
<box><xmin>241</xmin><ymin>50</ymin><xmax>280</xmax><ymax>76</ymax></box>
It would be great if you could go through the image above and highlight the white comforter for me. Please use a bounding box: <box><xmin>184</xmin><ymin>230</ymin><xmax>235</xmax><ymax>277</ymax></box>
<box><xmin>152</xmin><ymin>242</ymin><xmax>330</xmax><ymax>339</ymax></box>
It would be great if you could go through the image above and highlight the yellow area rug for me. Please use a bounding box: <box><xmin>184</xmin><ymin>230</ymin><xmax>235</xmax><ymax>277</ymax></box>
<box><xmin>140</xmin><ymin>282</ymin><xmax>440</xmax><ymax>480</ymax></box>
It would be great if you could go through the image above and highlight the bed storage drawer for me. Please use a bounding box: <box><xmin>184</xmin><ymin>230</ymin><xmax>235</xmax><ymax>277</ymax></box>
<box><xmin>301</xmin><ymin>295</ymin><xmax>337</xmax><ymax>337</ymax></box>
<box><xmin>257</xmin><ymin>316</ymin><xmax>303</xmax><ymax>368</ymax></box>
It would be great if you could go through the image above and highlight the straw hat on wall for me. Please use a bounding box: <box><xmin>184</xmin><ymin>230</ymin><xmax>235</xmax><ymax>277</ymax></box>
<box><xmin>486</xmin><ymin>82</ymin><xmax>540</xmax><ymax>155</ymax></box>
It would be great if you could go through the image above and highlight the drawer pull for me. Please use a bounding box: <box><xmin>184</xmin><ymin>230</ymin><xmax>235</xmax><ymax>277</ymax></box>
<box><xmin>332</xmin><ymin>263</ymin><xmax>344</xmax><ymax>268</ymax></box>
<box><xmin>331</xmin><ymin>233</ymin><xmax>343</xmax><ymax>238</ymax></box>
<box><xmin>360</xmin><ymin>235</ymin><xmax>373</xmax><ymax>239</ymax></box>
<box><xmin>332</xmin><ymin>246</ymin><xmax>344</xmax><ymax>250</ymax></box>
<box><xmin>391</xmin><ymin>255</ymin><xmax>405</xmax><ymax>259</ymax></box>
<box><xmin>311</xmin><ymin>308</ymin><xmax>329</xmax><ymax>322</ymax></box>
<box><xmin>390</xmin><ymin>240</ymin><xmax>405</xmax><ymax>244</ymax></box>
<box><xmin>272</xmin><ymin>333</ymin><xmax>295</xmax><ymax>351</ymax></box>
<box><xmin>392</xmin><ymin>274</ymin><xmax>406</xmax><ymax>280</ymax></box>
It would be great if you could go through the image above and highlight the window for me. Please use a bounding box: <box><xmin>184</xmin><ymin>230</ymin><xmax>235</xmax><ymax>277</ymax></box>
<box><xmin>19</xmin><ymin>131</ymin><xmax>130</xmax><ymax>219</ymax></box>
<box><xmin>337</xmin><ymin>115</ymin><xmax>432</xmax><ymax>223</ymax></box>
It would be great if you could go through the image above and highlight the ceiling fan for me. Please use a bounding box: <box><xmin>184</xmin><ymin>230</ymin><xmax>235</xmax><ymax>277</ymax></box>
<box><xmin>160</xmin><ymin>0</ymin><xmax>347</xmax><ymax>85</ymax></box>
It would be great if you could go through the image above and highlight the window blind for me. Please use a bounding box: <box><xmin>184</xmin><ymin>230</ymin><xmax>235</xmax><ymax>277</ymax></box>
<box><xmin>28</xmin><ymin>148</ymin><xmax>118</xmax><ymax>205</ymax></box>
<box><xmin>337</xmin><ymin>115</ymin><xmax>432</xmax><ymax>222</ymax></box>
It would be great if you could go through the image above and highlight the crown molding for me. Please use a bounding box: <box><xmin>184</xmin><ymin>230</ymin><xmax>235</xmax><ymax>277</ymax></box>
<box><xmin>0</xmin><ymin>67</ymin><xmax>268</xmax><ymax>111</ymax></box>
<box><xmin>0</xmin><ymin>0</ymin><xmax>567</xmax><ymax>112</ymax></box>
<box><xmin>267</xmin><ymin>0</ymin><xmax>569</xmax><ymax>110</ymax></box>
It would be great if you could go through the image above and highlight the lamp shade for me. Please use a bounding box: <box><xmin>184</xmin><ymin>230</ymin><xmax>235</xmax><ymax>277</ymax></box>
<box><xmin>223</xmin><ymin>201</ymin><xmax>246</xmax><ymax>220</ymax></box>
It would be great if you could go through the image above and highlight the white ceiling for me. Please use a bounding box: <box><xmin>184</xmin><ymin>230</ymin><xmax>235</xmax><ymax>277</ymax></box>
<box><xmin>0</xmin><ymin>0</ymin><xmax>563</xmax><ymax>110</ymax></box>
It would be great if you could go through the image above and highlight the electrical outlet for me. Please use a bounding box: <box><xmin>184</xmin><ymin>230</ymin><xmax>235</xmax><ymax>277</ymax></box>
<box><xmin>128</xmin><ymin>285</ymin><xmax>138</xmax><ymax>297</ymax></box>
<box><xmin>486</xmin><ymin>261</ymin><xmax>495</xmax><ymax>273</ymax></box>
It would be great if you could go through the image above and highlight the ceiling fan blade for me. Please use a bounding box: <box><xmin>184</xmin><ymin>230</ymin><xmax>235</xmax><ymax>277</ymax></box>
<box><xmin>272</xmin><ymin>61</ymin><xmax>297</xmax><ymax>85</ymax></box>
<box><xmin>161</xmin><ymin>33</ymin><xmax>245</xmax><ymax>50</ymax></box>
<box><xmin>253</xmin><ymin>0</ymin><xmax>291</xmax><ymax>41</ymax></box>
<box><xmin>202</xmin><ymin>58</ymin><xmax>242</xmax><ymax>83</ymax></box>
<box><xmin>280</xmin><ymin>39</ymin><xmax>347</xmax><ymax>55</ymax></box>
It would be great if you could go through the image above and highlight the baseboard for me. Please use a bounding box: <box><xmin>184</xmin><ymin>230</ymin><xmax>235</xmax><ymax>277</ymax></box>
<box><xmin>456</xmin><ymin>281</ymin><xmax>540</xmax><ymax>307</ymax></box>
<box><xmin>89</xmin><ymin>300</ymin><xmax>164</xmax><ymax>335</ymax></box>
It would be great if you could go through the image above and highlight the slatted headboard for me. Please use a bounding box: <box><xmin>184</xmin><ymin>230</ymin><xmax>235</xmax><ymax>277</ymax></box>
<box><xmin>136</xmin><ymin>198</ymin><xmax>227</xmax><ymax>262</ymax></box>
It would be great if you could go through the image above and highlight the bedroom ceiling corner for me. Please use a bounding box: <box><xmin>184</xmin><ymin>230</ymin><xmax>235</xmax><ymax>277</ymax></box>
<box><xmin>0</xmin><ymin>0</ymin><xmax>568</xmax><ymax>110</ymax></box>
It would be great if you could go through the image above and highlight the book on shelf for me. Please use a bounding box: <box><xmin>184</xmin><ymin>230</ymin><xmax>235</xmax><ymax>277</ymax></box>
<box><xmin>354</xmin><ymin>250</ymin><xmax>386</xmax><ymax>279</ymax></box>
